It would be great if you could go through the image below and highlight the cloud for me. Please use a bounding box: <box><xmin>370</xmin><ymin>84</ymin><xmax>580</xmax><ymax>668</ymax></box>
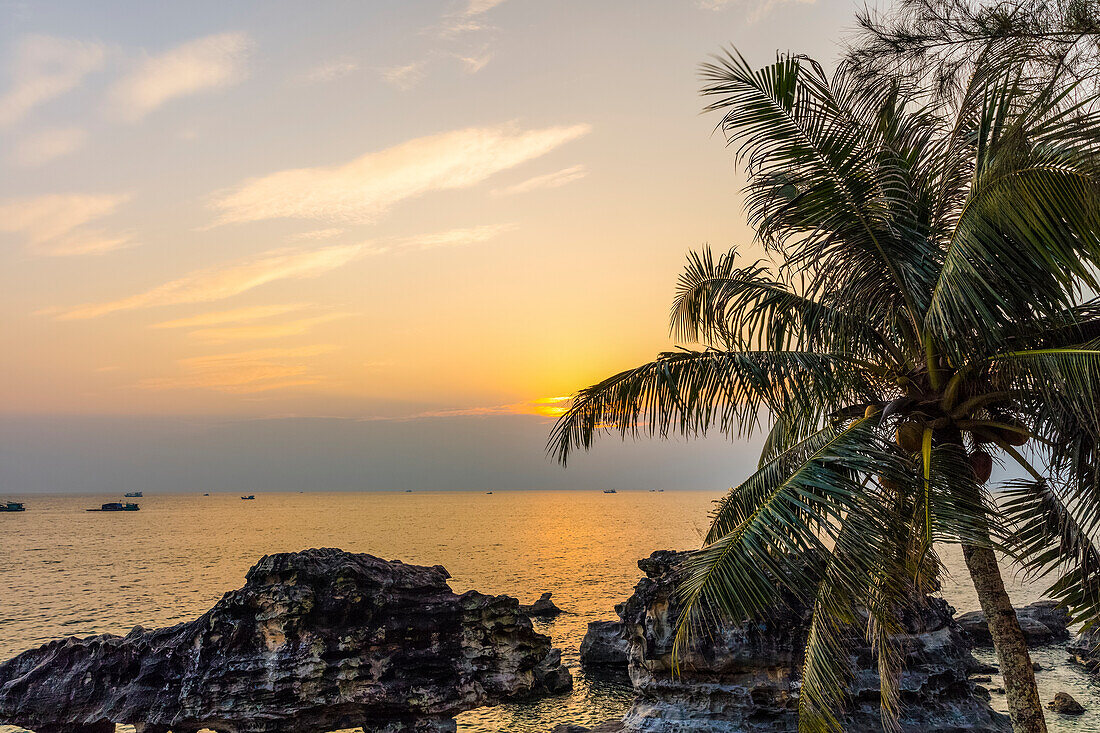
<box><xmin>151</xmin><ymin>304</ymin><xmax>308</xmax><ymax>329</ymax></box>
<box><xmin>54</xmin><ymin>243</ymin><xmax>361</xmax><ymax>320</ymax></box>
<box><xmin>464</xmin><ymin>0</ymin><xmax>508</xmax><ymax>15</ymax></box>
<box><xmin>10</xmin><ymin>126</ymin><xmax>87</xmax><ymax>166</ymax></box>
<box><xmin>380</xmin><ymin>61</ymin><xmax>427</xmax><ymax>90</ymax></box>
<box><xmin>0</xmin><ymin>35</ymin><xmax>106</xmax><ymax>127</ymax></box>
<box><xmin>492</xmin><ymin>164</ymin><xmax>587</xmax><ymax>196</ymax></box>
<box><xmin>293</xmin><ymin>228</ymin><xmax>345</xmax><ymax>240</ymax></box>
<box><xmin>456</xmin><ymin>53</ymin><xmax>492</xmax><ymax>73</ymax></box>
<box><xmin>0</xmin><ymin>193</ymin><xmax>132</xmax><ymax>255</ymax></box>
<box><xmin>109</xmin><ymin>32</ymin><xmax>251</xmax><ymax>121</ymax></box>
<box><xmin>410</xmin><ymin>396</ymin><xmax>571</xmax><ymax>420</ymax></box>
<box><xmin>188</xmin><ymin>313</ymin><xmax>352</xmax><ymax>343</ymax></box>
<box><xmin>211</xmin><ymin>123</ymin><xmax>591</xmax><ymax>225</ymax></box>
<box><xmin>140</xmin><ymin>345</ymin><xmax>337</xmax><ymax>393</ymax></box>
<box><xmin>385</xmin><ymin>223</ymin><xmax>515</xmax><ymax>252</ymax></box>
<box><xmin>301</xmin><ymin>58</ymin><xmax>359</xmax><ymax>83</ymax></box>
<box><xmin>697</xmin><ymin>0</ymin><xmax>815</xmax><ymax>22</ymax></box>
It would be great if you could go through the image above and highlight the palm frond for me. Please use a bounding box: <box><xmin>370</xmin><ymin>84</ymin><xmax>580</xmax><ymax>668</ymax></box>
<box><xmin>549</xmin><ymin>349</ymin><xmax>882</xmax><ymax>464</ymax></box>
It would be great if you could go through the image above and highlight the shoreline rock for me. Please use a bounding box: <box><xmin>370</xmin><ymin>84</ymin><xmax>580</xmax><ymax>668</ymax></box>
<box><xmin>0</xmin><ymin>548</ymin><xmax>572</xmax><ymax>733</ymax></box>
<box><xmin>955</xmin><ymin>601</ymin><xmax>1070</xmax><ymax>647</ymax></box>
<box><xmin>579</xmin><ymin>620</ymin><xmax>630</xmax><ymax>668</ymax></box>
<box><xmin>616</xmin><ymin>550</ymin><xmax>1009</xmax><ymax>732</ymax></box>
<box><xmin>521</xmin><ymin>592</ymin><xmax>564</xmax><ymax>618</ymax></box>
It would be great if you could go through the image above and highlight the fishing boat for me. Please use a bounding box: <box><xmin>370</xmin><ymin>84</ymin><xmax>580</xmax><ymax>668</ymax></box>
<box><xmin>87</xmin><ymin>502</ymin><xmax>139</xmax><ymax>512</ymax></box>
<box><xmin>124</xmin><ymin>491</ymin><xmax>143</xmax><ymax>498</ymax></box>
<box><xmin>602</xmin><ymin>489</ymin><xmax>617</xmax><ymax>494</ymax></box>
<box><xmin>241</xmin><ymin>495</ymin><xmax>256</xmax><ymax>500</ymax></box>
<box><xmin>1</xmin><ymin>501</ymin><xmax>26</xmax><ymax>512</ymax></box>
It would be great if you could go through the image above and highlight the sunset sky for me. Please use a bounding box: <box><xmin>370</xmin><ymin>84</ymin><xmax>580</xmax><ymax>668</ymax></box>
<box><xmin>1</xmin><ymin>0</ymin><xmax>855</xmax><ymax>492</ymax></box>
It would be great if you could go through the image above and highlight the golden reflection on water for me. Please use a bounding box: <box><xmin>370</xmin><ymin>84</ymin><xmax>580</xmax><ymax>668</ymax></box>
<box><xmin>0</xmin><ymin>490</ymin><xmax>1098</xmax><ymax>732</ymax></box>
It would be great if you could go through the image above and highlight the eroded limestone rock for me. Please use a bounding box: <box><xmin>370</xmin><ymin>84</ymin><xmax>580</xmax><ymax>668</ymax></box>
<box><xmin>0</xmin><ymin>548</ymin><xmax>572</xmax><ymax>733</ymax></box>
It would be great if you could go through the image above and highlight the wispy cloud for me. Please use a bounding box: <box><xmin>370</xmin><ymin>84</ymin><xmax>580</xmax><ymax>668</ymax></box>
<box><xmin>211</xmin><ymin>123</ymin><xmax>591</xmax><ymax>225</ymax></box>
<box><xmin>464</xmin><ymin>0</ymin><xmax>509</xmax><ymax>15</ymax></box>
<box><xmin>0</xmin><ymin>35</ymin><xmax>106</xmax><ymax>127</ymax></box>
<box><xmin>386</xmin><ymin>223</ymin><xmax>515</xmax><ymax>252</ymax></box>
<box><xmin>0</xmin><ymin>193</ymin><xmax>132</xmax><ymax>255</ymax></box>
<box><xmin>293</xmin><ymin>228</ymin><xmax>345</xmax><ymax>240</ymax></box>
<box><xmin>188</xmin><ymin>313</ymin><xmax>352</xmax><ymax>343</ymax></box>
<box><xmin>301</xmin><ymin>57</ymin><xmax>359</xmax><ymax>83</ymax></box>
<box><xmin>380</xmin><ymin>61</ymin><xmax>427</xmax><ymax>90</ymax></box>
<box><xmin>492</xmin><ymin>164</ymin><xmax>587</xmax><ymax>196</ymax></box>
<box><xmin>108</xmin><ymin>32</ymin><xmax>251</xmax><ymax>121</ymax></box>
<box><xmin>140</xmin><ymin>345</ymin><xmax>337</xmax><ymax>393</ymax></box>
<box><xmin>10</xmin><ymin>126</ymin><xmax>87</xmax><ymax>166</ymax></box>
<box><xmin>54</xmin><ymin>243</ymin><xmax>361</xmax><ymax>320</ymax></box>
<box><xmin>456</xmin><ymin>52</ymin><xmax>492</xmax><ymax>73</ymax></box>
<box><xmin>407</xmin><ymin>396</ymin><xmax>571</xmax><ymax>420</ymax></box>
<box><xmin>151</xmin><ymin>304</ymin><xmax>308</xmax><ymax>329</ymax></box>
<box><xmin>697</xmin><ymin>0</ymin><xmax>816</xmax><ymax>22</ymax></box>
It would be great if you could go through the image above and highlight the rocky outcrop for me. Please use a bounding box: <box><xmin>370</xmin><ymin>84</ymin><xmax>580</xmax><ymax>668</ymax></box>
<box><xmin>1068</xmin><ymin>627</ymin><xmax>1100</xmax><ymax>671</ymax></box>
<box><xmin>0</xmin><ymin>548</ymin><xmax>572</xmax><ymax>733</ymax></box>
<box><xmin>580</xmin><ymin>620</ymin><xmax>630</xmax><ymax>668</ymax></box>
<box><xmin>520</xmin><ymin>592</ymin><xmax>563</xmax><ymax>618</ymax></box>
<box><xmin>1047</xmin><ymin>691</ymin><xmax>1086</xmax><ymax>715</ymax></box>
<box><xmin>955</xmin><ymin>600</ymin><xmax>1070</xmax><ymax>647</ymax></box>
<box><xmin>617</xmin><ymin>550</ymin><xmax>1009</xmax><ymax>733</ymax></box>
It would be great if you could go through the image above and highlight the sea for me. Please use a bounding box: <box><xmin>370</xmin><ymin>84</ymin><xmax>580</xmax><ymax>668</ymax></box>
<box><xmin>1</xmin><ymin>490</ymin><xmax>1099</xmax><ymax>732</ymax></box>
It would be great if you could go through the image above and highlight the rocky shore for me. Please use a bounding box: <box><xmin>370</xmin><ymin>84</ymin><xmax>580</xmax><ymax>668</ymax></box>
<box><xmin>0</xmin><ymin>548</ymin><xmax>571</xmax><ymax>733</ymax></box>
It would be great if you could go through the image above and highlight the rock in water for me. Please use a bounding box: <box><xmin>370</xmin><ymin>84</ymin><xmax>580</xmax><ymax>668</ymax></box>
<box><xmin>520</xmin><ymin>592</ymin><xmax>563</xmax><ymax>617</ymax></box>
<box><xmin>956</xmin><ymin>600</ymin><xmax>1070</xmax><ymax>646</ymax></box>
<box><xmin>0</xmin><ymin>548</ymin><xmax>572</xmax><ymax>733</ymax></box>
<box><xmin>617</xmin><ymin>550</ymin><xmax>1009</xmax><ymax>732</ymax></box>
<box><xmin>1047</xmin><ymin>691</ymin><xmax>1086</xmax><ymax>715</ymax></box>
<box><xmin>580</xmin><ymin>620</ymin><xmax>630</xmax><ymax>668</ymax></box>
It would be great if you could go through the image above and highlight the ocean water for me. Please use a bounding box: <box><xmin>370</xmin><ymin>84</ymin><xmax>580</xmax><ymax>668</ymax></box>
<box><xmin>1</xmin><ymin>490</ymin><xmax>1098</xmax><ymax>732</ymax></box>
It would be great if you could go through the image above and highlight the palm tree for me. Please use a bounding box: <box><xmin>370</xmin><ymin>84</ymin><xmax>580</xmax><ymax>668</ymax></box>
<box><xmin>551</xmin><ymin>49</ymin><xmax>1100</xmax><ymax>733</ymax></box>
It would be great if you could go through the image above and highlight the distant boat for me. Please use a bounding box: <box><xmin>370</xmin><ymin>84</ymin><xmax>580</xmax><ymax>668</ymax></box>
<box><xmin>241</xmin><ymin>495</ymin><xmax>256</xmax><ymax>500</ymax></box>
<box><xmin>603</xmin><ymin>489</ymin><xmax>617</xmax><ymax>494</ymax></box>
<box><xmin>203</xmin><ymin>493</ymin><xmax>210</xmax><ymax>496</ymax></box>
<box><xmin>486</xmin><ymin>491</ymin><xmax>493</xmax><ymax>494</ymax></box>
<box><xmin>404</xmin><ymin>490</ymin><xmax>413</xmax><ymax>493</ymax></box>
<box><xmin>657</xmin><ymin>489</ymin><xmax>665</xmax><ymax>492</ymax></box>
<box><xmin>124</xmin><ymin>491</ymin><xmax>143</xmax><ymax>498</ymax></box>
<box><xmin>1</xmin><ymin>501</ymin><xmax>26</xmax><ymax>512</ymax></box>
<box><xmin>87</xmin><ymin>502</ymin><xmax>139</xmax><ymax>512</ymax></box>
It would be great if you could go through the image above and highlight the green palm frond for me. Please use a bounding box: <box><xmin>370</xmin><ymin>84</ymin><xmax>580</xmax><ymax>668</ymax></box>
<box><xmin>1003</xmin><ymin>478</ymin><xmax>1100</xmax><ymax>630</ymax></box>
<box><xmin>549</xmin><ymin>349</ymin><xmax>882</xmax><ymax>464</ymax></box>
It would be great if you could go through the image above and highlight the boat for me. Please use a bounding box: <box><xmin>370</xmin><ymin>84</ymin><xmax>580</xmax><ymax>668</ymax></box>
<box><xmin>87</xmin><ymin>502</ymin><xmax>139</xmax><ymax>512</ymax></box>
<box><xmin>124</xmin><ymin>491</ymin><xmax>143</xmax><ymax>498</ymax></box>
<box><xmin>203</xmin><ymin>493</ymin><xmax>210</xmax><ymax>496</ymax></box>
<box><xmin>486</xmin><ymin>491</ymin><xmax>493</xmax><ymax>494</ymax></box>
<box><xmin>1</xmin><ymin>501</ymin><xmax>26</xmax><ymax>512</ymax></box>
<box><xmin>241</xmin><ymin>495</ymin><xmax>256</xmax><ymax>500</ymax></box>
<box><xmin>603</xmin><ymin>489</ymin><xmax>617</xmax><ymax>494</ymax></box>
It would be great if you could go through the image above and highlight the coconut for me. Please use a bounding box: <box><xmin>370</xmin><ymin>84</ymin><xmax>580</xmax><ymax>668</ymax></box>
<box><xmin>997</xmin><ymin>426</ymin><xmax>1029</xmax><ymax>447</ymax></box>
<box><xmin>970</xmin><ymin>451</ymin><xmax>994</xmax><ymax>484</ymax></box>
<box><xmin>896</xmin><ymin>422</ymin><xmax>924</xmax><ymax>453</ymax></box>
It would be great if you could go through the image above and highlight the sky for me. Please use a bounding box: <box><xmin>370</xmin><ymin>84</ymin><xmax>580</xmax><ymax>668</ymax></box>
<box><xmin>0</xmin><ymin>0</ymin><xmax>861</xmax><ymax>493</ymax></box>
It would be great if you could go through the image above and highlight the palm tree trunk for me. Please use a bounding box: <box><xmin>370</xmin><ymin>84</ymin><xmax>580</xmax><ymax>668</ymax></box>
<box><xmin>961</xmin><ymin>541</ymin><xmax>1047</xmax><ymax>733</ymax></box>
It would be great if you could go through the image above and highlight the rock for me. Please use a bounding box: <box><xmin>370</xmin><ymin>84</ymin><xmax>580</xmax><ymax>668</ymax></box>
<box><xmin>549</xmin><ymin>723</ymin><xmax>624</xmax><ymax>733</ymax></box>
<box><xmin>971</xmin><ymin>675</ymin><xmax>993</xmax><ymax>683</ymax></box>
<box><xmin>0</xmin><ymin>548</ymin><xmax>572</xmax><ymax>733</ymax></box>
<box><xmin>972</xmin><ymin>661</ymin><xmax>999</xmax><ymax>674</ymax></box>
<box><xmin>1047</xmin><ymin>691</ymin><xmax>1085</xmax><ymax>715</ymax></box>
<box><xmin>1033</xmin><ymin>662</ymin><xmax>1043</xmax><ymax>671</ymax></box>
<box><xmin>956</xmin><ymin>601</ymin><xmax>1069</xmax><ymax>647</ymax></box>
<box><xmin>521</xmin><ymin>592</ymin><xmax>563</xmax><ymax>617</ymax></box>
<box><xmin>580</xmin><ymin>620</ymin><xmax>630</xmax><ymax>668</ymax></box>
<box><xmin>1069</xmin><ymin>627</ymin><xmax>1100</xmax><ymax>671</ymax></box>
<box><xmin>617</xmin><ymin>550</ymin><xmax>1009</xmax><ymax>732</ymax></box>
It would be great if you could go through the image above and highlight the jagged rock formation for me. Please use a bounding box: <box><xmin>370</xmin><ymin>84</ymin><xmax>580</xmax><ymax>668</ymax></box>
<box><xmin>0</xmin><ymin>548</ymin><xmax>572</xmax><ymax>733</ymax></box>
<box><xmin>616</xmin><ymin>550</ymin><xmax>1009</xmax><ymax>733</ymax></box>
<box><xmin>520</xmin><ymin>592</ymin><xmax>563</xmax><ymax>618</ymax></box>
<box><xmin>1068</xmin><ymin>627</ymin><xmax>1100</xmax><ymax>671</ymax></box>
<box><xmin>956</xmin><ymin>600</ymin><xmax>1070</xmax><ymax>646</ymax></box>
<box><xmin>579</xmin><ymin>620</ymin><xmax>630</xmax><ymax>668</ymax></box>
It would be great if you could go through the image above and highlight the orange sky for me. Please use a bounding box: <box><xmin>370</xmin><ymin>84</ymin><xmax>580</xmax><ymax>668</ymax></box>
<box><xmin>0</xmin><ymin>0</ymin><xmax>854</xmax><ymax>491</ymax></box>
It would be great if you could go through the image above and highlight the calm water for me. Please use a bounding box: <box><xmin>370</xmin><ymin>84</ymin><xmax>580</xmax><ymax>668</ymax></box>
<box><xmin>1</xmin><ymin>490</ymin><xmax>1098</xmax><ymax>732</ymax></box>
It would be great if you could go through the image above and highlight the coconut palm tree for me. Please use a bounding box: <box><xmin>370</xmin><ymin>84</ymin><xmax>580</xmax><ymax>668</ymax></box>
<box><xmin>551</xmin><ymin>49</ymin><xmax>1100</xmax><ymax>733</ymax></box>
